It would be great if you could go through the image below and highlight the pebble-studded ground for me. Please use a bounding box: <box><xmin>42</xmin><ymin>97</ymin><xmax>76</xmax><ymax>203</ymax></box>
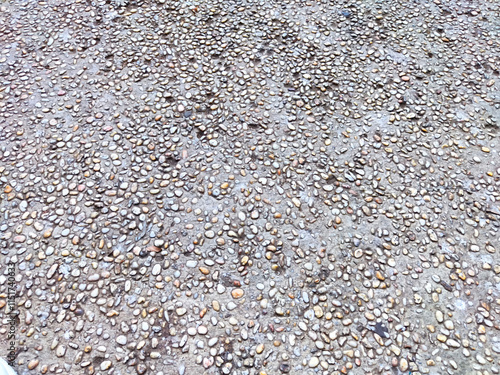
<box><xmin>1</xmin><ymin>0</ymin><xmax>499</xmax><ymax>374</ymax></box>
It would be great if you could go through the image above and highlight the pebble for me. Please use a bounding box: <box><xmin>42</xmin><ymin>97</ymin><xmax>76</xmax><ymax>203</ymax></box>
<box><xmin>100</xmin><ymin>361</ymin><xmax>112</xmax><ymax>371</ymax></box>
<box><xmin>55</xmin><ymin>346</ymin><xmax>66</xmax><ymax>358</ymax></box>
<box><xmin>116</xmin><ymin>335</ymin><xmax>127</xmax><ymax>345</ymax></box>
<box><xmin>435</xmin><ymin>310</ymin><xmax>444</xmax><ymax>323</ymax></box>
<box><xmin>231</xmin><ymin>289</ymin><xmax>244</xmax><ymax>299</ymax></box>
<box><xmin>176</xmin><ymin>308</ymin><xmax>187</xmax><ymax>316</ymax></box>
<box><xmin>152</xmin><ymin>264</ymin><xmax>161</xmax><ymax>276</ymax></box>
<box><xmin>308</xmin><ymin>357</ymin><xmax>320</xmax><ymax>368</ymax></box>
<box><xmin>256</xmin><ymin>344</ymin><xmax>265</xmax><ymax>354</ymax></box>
<box><xmin>400</xmin><ymin>358</ymin><xmax>409</xmax><ymax>371</ymax></box>
<box><xmin>197</xmin><ymin>325</ymin><xmax>208</xmax><ymax>335</ymax></box>
<box><xmin>313</xmin><ymin>306</ymin><xmax>324</xmax><ymax>318</ymax></box>
<box><xmin>27</xmin><ymin>360</ymin><xmax>39</xmax><ymax>370</ymax></box>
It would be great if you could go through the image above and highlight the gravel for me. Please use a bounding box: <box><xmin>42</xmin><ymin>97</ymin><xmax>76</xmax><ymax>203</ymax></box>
<box><xmin>1</xmin><ymin>0</ymin><xmax>500</xmax><ymax>374</ymax></box>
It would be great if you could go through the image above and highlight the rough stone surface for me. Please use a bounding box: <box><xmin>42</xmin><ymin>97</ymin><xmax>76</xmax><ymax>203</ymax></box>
<box><xmin>1</xmin><ymin>0</ymin><xmax>499</xmax><ymax>374</ymax></box>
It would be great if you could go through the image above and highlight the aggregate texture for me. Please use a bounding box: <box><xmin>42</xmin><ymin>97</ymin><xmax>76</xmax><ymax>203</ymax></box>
<box><xmin>1</xmin><ymin>0</ymin><xmax>500</xmax><ymax>374</ymax></box>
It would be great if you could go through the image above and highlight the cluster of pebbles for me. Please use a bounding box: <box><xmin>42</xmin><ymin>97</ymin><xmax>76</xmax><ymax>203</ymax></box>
<box><xmin>1</xmin><ymin>0</ymin><xmax>500</xmax><ymax>374</ymax></box>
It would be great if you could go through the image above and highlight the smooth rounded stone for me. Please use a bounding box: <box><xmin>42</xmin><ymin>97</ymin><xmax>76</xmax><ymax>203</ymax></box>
<box><xmin>256</xmin><ymin>344</ymin><xmax>265</xmax><ymax>354</ymax></box>
<box><xmin>435</xmin><ymin>310</ymin><xmax>444</xmax><ymax>323</ymax></box>
<box><xmin>56</xmin><ymin>345</ymin><xmax>66</xmax><ymax>357</ymax></box>
<box><xmin>354</xmin><ymin>249</ymin><xmax>363</xmax><ymax>258</ymax></box>
<box><xmin>492</xmin><ymin>343</ymin><xmax>500</xmax><ymax>354</ymax></box>
<box><xmin>399</xmin><ymin>358</ymin><xmax>408</xmax><ymax>371</ymax></box>
<box><xmin>19</xmin><ymin>200</ymin><xmax>28</xmax><ymax>211</ymax></box>
<box><xmin>154</xmin><ymin>240</ymin><xmax>164</xmax><ymax>248</ymax></box>
<box><xmin>315</xmin><ymin>341</ymin><xmax>324</xmax><ymax>350</ymax></box>
<box><xmin>203</xmin><ymin>357</ymin><xmax>214</xmax><ymax>368</ymax></box>
<box><xmin>187</xmin><ymin>327</ymin><xmax>197</xmax><ymax>336</ymax></box>
<box><xmin>304</xmin><ymin>310</ymin><xmax>314</xmax><ymax>320</ymax></box>
<box><xmin>116</xmin><ymin>335</ymin><xmax>127</xmax><ymax>345</ymax></box>
<box><xmin>390</xmin><ymin>345</ymin><xmax>401</xmax><ymax>356</ymax></box>
<box><xmin>432</xmin><ymin>275</ymin><xmax>441</xmax><ymax>283</ymax></box>
<box><xmin>279</xmin><ymin>363</ymin><xmax>290</xmax><ymax>373</ymax></box>
<box><xmin>136</xmin><ymin>364</ymin><xmax>147</xmax><ymax>374</ymax></box>
<box><xmin>217</xmin><ymin>284</ymin><xmax>226</xmax><ymax>294</ymax></box>
<box><xmin>231</xmin><ymin>288</ymin><xmax>244</xmax><ymax>299</ymax></box>
<box><xmin>28</xmin><ymin>359</ymin><xmax>39</xmax><ymax>370</ymax></box>
<box><xmin>197</xmin><ymin>325</ymin><xmax>208</xmax><ymax>335</ymax></box>
<box><xmin>313</xmin><ymin>306</ymin><xmax>324</xmax><ymax>318</ymax></box>
<box><xmin>152</xmin><ymin>264</ymin><xmax>161</xmax><ymax>276</ymax></box>
<box><xmin>470</xmin><ymin>244</ymin><xmax>480</xmax><ymax>252</ymax></box>
<box><xmin>186</xmin><ymin>260</ymin><xmax>197</xmax><ymax>268</ymax></box>
<box><xmin>444</xmin><ymin>320</ymin><xmax>454</xmax><ymax>330</ymax></box>
<box><xmin>100</xmin><ymin>361</ymin><xmax>112</xmax><ymax>370</ymax></box>
<box><xmin>176</xmin><ymin>308</ymin><xmax>187</xmax><ymax>316</ymax></box>
<box><xmin>476</xmin><ymin>354</ymin><xmax>487</xmax><ymax>364</ymax></box>
<box><xmin>304</xmin><ymin>263</ymin><xmax>313</xmax><ymax>271</ymax></box>
<box><xmin>13</xmin><ymin>235</ymin><xmax>26</xmax><ymax>243</ymax></box>
<box><xmin>362</xmin><ymin>206</ymin><xmax>372</xmax><ymax>216</ymax></box>
<box><xmin>205</xmin><ymin>230</ymin><xmax>215</xmax><ymax>238</ymax></box>
<box><xmin>308</xmin><ymin>357</ymin><xmax>320</xmax><ymax>368</ymax></box>
<box><xmin>342</xmin><ymin>318</ymin><xmax>353</xmax><ymax>326</ymax></box>
<box><xmin>302</xmin><ymin>292</ymin><xmax>309</xmax><ymax>303</ymax></box>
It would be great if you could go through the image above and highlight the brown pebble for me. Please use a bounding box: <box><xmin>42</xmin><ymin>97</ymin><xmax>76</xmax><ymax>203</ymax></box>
<box><xmin>231</xmin><ymin>288</ymin><xmax>244</xmax><ymax>299</ymax></box>
<box><xmin>28</xmin><ymin>359</ymin><xmax>40</xmax><ymax>370</ymax></box>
